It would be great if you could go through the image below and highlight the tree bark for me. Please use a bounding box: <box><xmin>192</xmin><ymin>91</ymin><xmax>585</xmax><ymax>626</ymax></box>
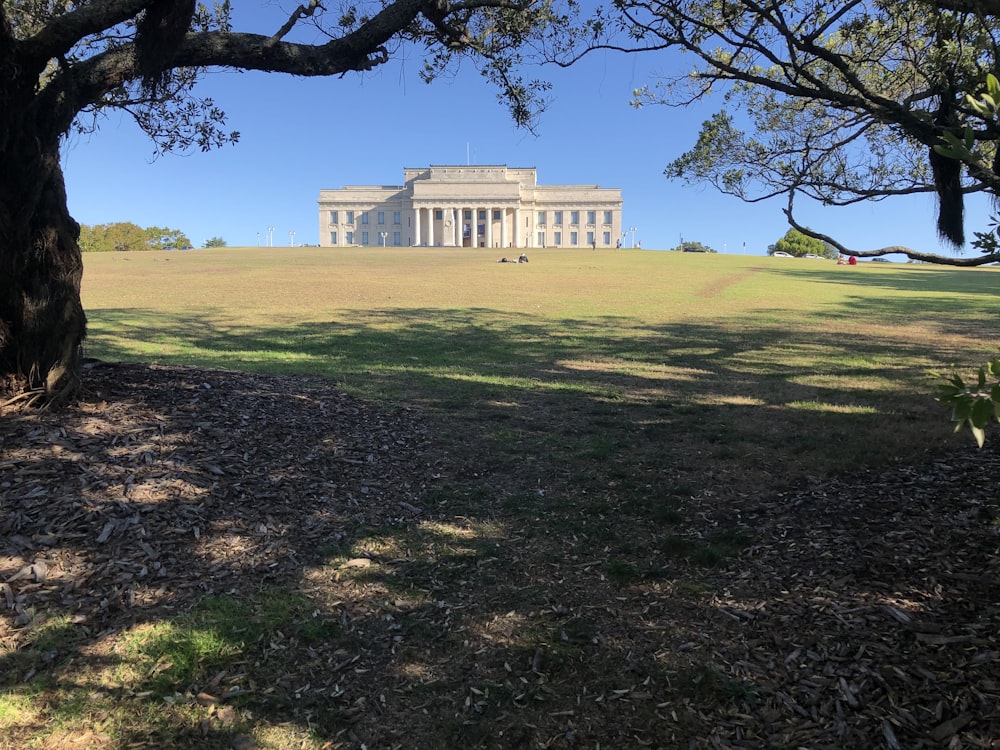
<box><xmin>0</xmin><ymin>134</ymin><xmax>87</xmax><ymax>405</ymax></box>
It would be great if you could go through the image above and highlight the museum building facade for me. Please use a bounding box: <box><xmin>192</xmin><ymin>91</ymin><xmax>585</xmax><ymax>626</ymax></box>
<box><xmin>317</xmin><ymin>165</ymin><xmax>623</xmax><ymax>249</ymax></box>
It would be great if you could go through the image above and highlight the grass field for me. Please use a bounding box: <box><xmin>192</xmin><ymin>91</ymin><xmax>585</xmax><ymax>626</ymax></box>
<box><xmin>81</xmin><ymin>246</ymin><xmax>1000</xmax><ymax>473</ymax></box>
<box><xmin>4</xmin><ymin>246</ymin><xmax>999</xmax><ymax>749</ymax></box>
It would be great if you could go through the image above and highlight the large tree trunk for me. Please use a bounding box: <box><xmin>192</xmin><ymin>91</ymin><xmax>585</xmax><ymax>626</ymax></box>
<box><xmin>0</xmin><ymin>139</ymin><xmax>87</xmax><ymax>406</ymax></box>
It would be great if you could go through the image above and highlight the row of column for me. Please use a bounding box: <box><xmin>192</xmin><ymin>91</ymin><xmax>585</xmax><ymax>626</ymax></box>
<box><xmin>413</xmin><ymin>206</ymin><xmax>522</xmax><ymax>248</ymax></box>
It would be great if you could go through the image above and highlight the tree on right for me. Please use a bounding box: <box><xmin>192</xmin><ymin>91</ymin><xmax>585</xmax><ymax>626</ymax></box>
<box><xmin>574</xmin><ymin>0</ymin><xmax>1000</xmax><ymax>265</ymax></box>
<box><xmin>768</xmin><ymin>229</ymin><xmax>837</xmax><ymax>259</ymax></box>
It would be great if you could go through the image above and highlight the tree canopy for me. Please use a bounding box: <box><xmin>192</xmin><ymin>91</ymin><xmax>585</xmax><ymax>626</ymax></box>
<box><xmin>669</xmin><ymin>240</ymin><xmax>716</xmax><ymax>253</ymax></box>
<box><xmin>0</xmin><ymin>0</ymin><xmax>569</xmax><ymax>403</ymax></box>
<box><xmin>768</xmin><ymin>229</ymin><xmax>836</xmax><ymax>259</ymax></box>
<box><xmin>565</xmin><ymin>0</ymin><xmax>1000</xmax><ymax>264</ymax></box>
<box><xmin>78</xmin><ymin>222</ymin><xmax>192</xmax><ymax>252</ymax></box>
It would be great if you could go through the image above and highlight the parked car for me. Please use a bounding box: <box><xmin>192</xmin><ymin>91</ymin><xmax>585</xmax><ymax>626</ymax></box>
<box><xmin>871</xmin><ymin>257</ymin><xmax>890</xmax><ymax>262</ymax></box>
<box><xmin>772</xmin><ymin>251</ymin><xmax>793</xmax><ymax>257</ymax></box>
<box><xmin>803</xmin><ymin>253</ymin><xmax>822</xmax><ymax>259</ymax></box>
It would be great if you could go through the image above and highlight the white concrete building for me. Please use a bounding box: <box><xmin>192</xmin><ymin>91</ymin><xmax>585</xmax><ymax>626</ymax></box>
<box><xmin>317</xmin><ymin>165</ymin><xmax>623</xmax><ymax>249</ymax></box>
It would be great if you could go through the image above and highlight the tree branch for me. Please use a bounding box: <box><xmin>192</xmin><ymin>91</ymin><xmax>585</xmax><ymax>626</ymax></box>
<box><xmin>264</xmin><ymin>0</ymin><xmax>325</xmax><ymax>49</ymax></box>
<box><xmin>22</xmin><ymin>0</ymin><xmax>150</xmax><ymax>65</ymax></box>
<box><xmin>783</xmin><ymin>192</ymin><xmax>1000</xmax><ymax>266</ymax></box>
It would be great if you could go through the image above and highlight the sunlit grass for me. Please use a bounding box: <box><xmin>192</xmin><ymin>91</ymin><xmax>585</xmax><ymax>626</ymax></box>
<box><xmin>785</xmin><ymin>400</ymin><xmax>880</xmax><ymax>414</ymax></box>
<box><xmin>0</xmin><ymin>691</ymin><xmax>37</xmax><ymax>730</ymax></box>
<box><xmin>117</xmin><ymin>620</ymin><xmax>242</xmax><ymax>697</ymax></box>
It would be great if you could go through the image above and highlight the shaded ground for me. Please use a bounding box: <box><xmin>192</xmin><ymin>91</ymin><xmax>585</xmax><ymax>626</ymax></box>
<box><xmin>1</xmin><ymin>362</ymin><xmax>998</xmax><ymax>749</ymax></box>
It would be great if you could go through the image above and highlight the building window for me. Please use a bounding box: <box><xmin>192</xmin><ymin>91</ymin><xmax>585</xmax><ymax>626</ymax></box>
<box><xmin>603</xmin><ymin>232</ymin><xmax>611</xmax><ymax>245</ymax></box>
<box><xmin>330</xmin><ymin>231</ymin><xmax>337</xmax><ymax>245</ymax></box>
<box><xmin>587</xmin><ymin>231</ymin><xmax>595</xmax><ymax>246</ymax></box>
<box><xmin>393</xmin><ymin>231</ymin><xmax>401</xmax><ymax>246</ymax></box>
<box><xmin>377</xmin><ymin>211</ymin><xmax>385</xmax><ymax>225</ymax></box>
<box><xmin>554</xmin><ymin>210</ymin><xmax>563</xmax><ymax>224</ymax></box>
<box><xmin>554</xmin><ymin>231</ymin><xmax>562</xmax><ymax>245</ymax></box>
<box><xmin>346</xmin><ymin>231</ymin><xmax>354</xmax><ymax>245</ymax></box>
<box><xmin>587</xmin><ymin>210</ymin><xmax>596</xmax><ymax>225</ymax></box>
<box><xmin>362</xmin><ymin>231</ymin><xmax>369</xmax><ymax>245</ymax></box>
<box><xmin>478</xmin><ymin>210</ymin><xmax>487</xmax><ymax>220</ymax></box>
<box><xmin>394</xmin><ymin>211</ymin><xmax>401</xmax><ymax>225</ymax></box>
<box><xmin>537</xmin><ymin>211</ymin><xmax>546</xmax><ymax>225</ymax></box>
<box><xmin>361</xmin><ymin>211</ymin><xmax>369</xmax><ymax>225</ymax></box>
<box><xmin>570</xmin><ymin>211</ymin><xmax>580</xmax><ymax>225</ymax></box>
<box><xmin>329</xmin><ymin>211</ymin><xmax>338</xmax><ymax>224</ymax></box>
<box><xmin>571</xmin><ymin>231</ymin><xmax>578</xmax><ymax>245</ymax></box>
<box><xmin>435</xmin><ymin>210</ymin><xmax>444</xmax><ymax>220</ymax></box>
<box><xmin>463</xmin><ymin>209</ymin><xmax>472</xmax><ymax>220</ymax></box>
<box><xmin>346</xmin><ymin>210</ymin><xmax>354</xmax><ymax>224</ymax></box>
<box><xmin>537</xmin><ymin>231</ymin><xmax>545</xmax><ymax>247</ymax></box>
<box><xmin>604</xmin><ymin>211</ymin><xmax>613</xmax><ymax>225</ymax></box>
<box><xmin>493</xmin><ymin>209</ymin><xmax>502</xmax><ymax>220</ymax></box>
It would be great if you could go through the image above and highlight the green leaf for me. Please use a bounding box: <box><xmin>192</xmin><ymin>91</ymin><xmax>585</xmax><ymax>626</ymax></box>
<box><xmin>966</xmin><ymin>96</ymin><xmax>991</xmax><ymax>117</ymax></box>
<box><xmin>971</xmin><ymin>397</ymin><xmax>993</xmax><ymax>428</ymax></box>
<box><xmin>971</xmin><ymin>424</ymin><xmax>986</xmax><ymax>449</ymax></box>
<box><xmin>987</xmin><ymin>73</ymin><xmax>1000</xmax><ymax>100</ymax></box>
<box><xmin>936</xmin><ymin>384</ymin><xmax>960</xmax><ymax>399</ymax></box>
<box><xmin>952</xmin><ymin>398</ymin><xmax>972</xmax><ymax>423</ymax></box>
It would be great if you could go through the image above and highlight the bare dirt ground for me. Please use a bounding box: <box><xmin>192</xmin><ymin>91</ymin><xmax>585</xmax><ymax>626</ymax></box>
<box><xmin>2</xmin><ymin>362</ymin><xmax>999</xmax><ymax>749</ymax></box>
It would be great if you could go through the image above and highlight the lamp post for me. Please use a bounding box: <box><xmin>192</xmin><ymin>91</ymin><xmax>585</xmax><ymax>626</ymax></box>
<box><xmin>380</xmin><ymin>231</ymin><xmax>388</xmax><ymax>247</ymax></box>
<box><xmin>267</xmin><ymin>226</ymin><xmax>275</xmax><ymax>247</ymax></box>
<box><xmin>629</xmin><ymin>226</ymin><xmax>637</xmax><ymax>248</ymax></box>
<box><xmin>289</xmin><ymin>230</ymin><xmax>295</xmax><ymax>247</ymax></box>
<box><xmin>620</xmin><ymin>231</ymin><xmax>627</xmax><ymax>249</ymax></box>
<box><xmin>256</xmin><ymin>231</ymin><xmax>260</xmax><ymax>247</ymax></box>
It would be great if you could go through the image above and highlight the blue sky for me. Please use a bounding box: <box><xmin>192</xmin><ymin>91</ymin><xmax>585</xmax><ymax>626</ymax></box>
<box><xmin>60</xmin><ymin>3</ymin><xmax>986</xmax><ymax>256</ymax></box>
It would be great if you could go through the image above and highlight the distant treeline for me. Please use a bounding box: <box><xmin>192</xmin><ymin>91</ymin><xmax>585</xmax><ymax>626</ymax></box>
<box><xmin>79</xmin><ymin>222</ymin><xmax>192</xmax><ymax>252</ymax></box>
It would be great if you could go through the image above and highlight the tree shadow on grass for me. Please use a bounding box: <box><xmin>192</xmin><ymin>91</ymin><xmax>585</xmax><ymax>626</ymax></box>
<box><xmin>768</xmin><ymin>264</ymin><xmax>1000</xmax><ymax>340</ymax></box>
<box><xmin>85</xmin><ymin>302</ymin><xmax>969</xmax><ymax>473</ymax></box>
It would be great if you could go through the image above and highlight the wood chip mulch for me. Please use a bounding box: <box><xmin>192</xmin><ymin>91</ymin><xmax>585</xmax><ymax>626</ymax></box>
<box><xmin>1</xmin><ymin>362</ymin><xmax>998</xmax><ymax>749</ymax></box>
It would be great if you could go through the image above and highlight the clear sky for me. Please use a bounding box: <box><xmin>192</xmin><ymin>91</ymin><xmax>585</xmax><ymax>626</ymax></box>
<box><xmin>60</xmin><ymin>2</ymin><xmax>988</xmax><ymax>257</ymax></box>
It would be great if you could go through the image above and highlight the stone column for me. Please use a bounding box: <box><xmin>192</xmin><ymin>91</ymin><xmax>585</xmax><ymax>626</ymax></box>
<box><xmin>486</xmin><ymin>208</ymin><xmax>493</xmax><ymax>248</ymax></box>
<box><xmin>513</xmin><ymin>208</ymin><xmax>521</xmax><ymax>248</ymax></box>
<box><xmin>413</xmin><ymin>207</ymin><xmax>421</xmax><ymax>246</ymax></box>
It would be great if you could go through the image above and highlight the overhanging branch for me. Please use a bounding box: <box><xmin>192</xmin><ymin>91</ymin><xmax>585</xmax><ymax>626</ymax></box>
<box><xmin>783</xmin><ymin>192</ymin><xmax>1000</xmax><ymax>266</ymax></box>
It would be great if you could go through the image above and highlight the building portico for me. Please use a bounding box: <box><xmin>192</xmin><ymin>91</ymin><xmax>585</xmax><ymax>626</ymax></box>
<box><xmin>318</xmin><ymin>166</ymin><xmax>622</xmax><ymax>249</ymax></box>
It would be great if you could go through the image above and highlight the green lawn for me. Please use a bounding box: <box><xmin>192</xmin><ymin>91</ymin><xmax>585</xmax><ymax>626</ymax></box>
<box><xmin>82</xmin><ymin>246</ymin><xmax>1000</xmax><ymax>472</ymax></box>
